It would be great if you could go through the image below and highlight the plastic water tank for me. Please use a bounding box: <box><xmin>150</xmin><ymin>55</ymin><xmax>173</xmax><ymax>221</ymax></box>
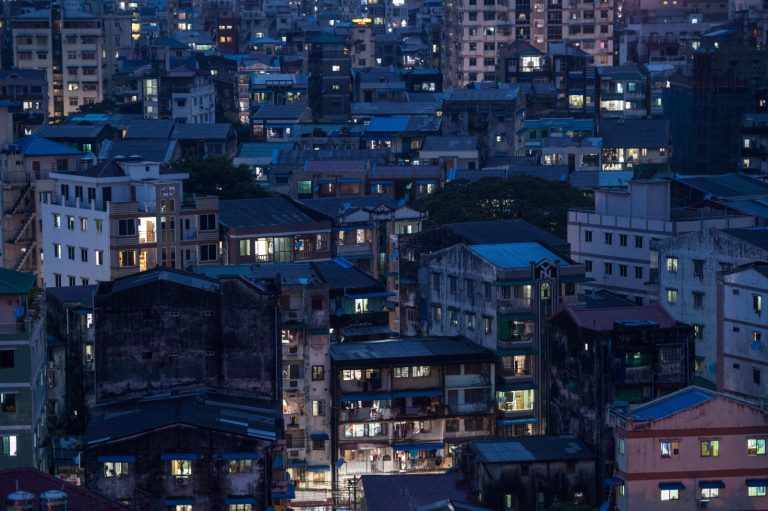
<box><xmin>39</xmin><ymin>491</ymin><xmax>67</xmax><ymax>511</ymax></box>
<box><xmin>6</xmin><ymin>491</ymin><xmax>35</xmax><ymax>511</ymax></box>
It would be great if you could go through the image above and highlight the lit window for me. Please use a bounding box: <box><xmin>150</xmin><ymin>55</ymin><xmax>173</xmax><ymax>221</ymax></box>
<box><xmin>701</xmin><ymin>487</ymin><xmax>719</xmax><ymax>499</ymax></box>
<box><xmin>1</xmin><ymin>435</ymin><xmax>17</xmax><ymax>456</ymax></box>
<box><xmin>754</xmin><ymin>295</ymin><xmax>762</xmax><ymax>314</ymax></box>
<box><xmin>170</xmin><ymin>459</ymin><xmax>192</xmax><ymax>475</ymax></box>
<box><xmin>748</xmin><ymin>438</ymin><xmax>766</xmax><ymax>456</ymax></box>
<box><xmin>700</xmin><ymin>440</ymin><xmax>719</xmax><ymax>457</ymax></box>
<box><xmin>748</xmin><ymin>484</ymin><xmax>767</xmax><ymax>497</ymax></box>
<box><xmin>660</xmin><ymin>440</ymin><xmax>679</xmax><ymax>458</ymax></box>
<box><xmin>332</xmin><ymin>65</ymin><xmax>341</xmax><ymax>72</ymax></box>
<box><xmin>104</xmin><ymin>461</ymin><xmax>130</xmax><ymax>477</ymax></box>
<box><xmin>660</xmin><ymin>489</ymin><xmax>679</xmax><ymax>501</ymax></box>
<box><xmin>666</xmin><ymin>257</ymin><xmax>678</xmax><ymax>272</ymax></box>
<box><xmin>666</xmin><ymin>288</ymin><xmax>678</xmax><ymax>305</ymax></box>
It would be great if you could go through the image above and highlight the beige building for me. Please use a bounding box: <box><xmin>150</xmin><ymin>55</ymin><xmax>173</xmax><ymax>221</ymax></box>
<box><xmin>12</xmin><ymin>6</ymin><xmax>104</xmax><ymax>118</ymax></box>
<box><xmin>441</xmin><ymin>0</ymin><xmax>613</xmax><ymax>87</ymax></box>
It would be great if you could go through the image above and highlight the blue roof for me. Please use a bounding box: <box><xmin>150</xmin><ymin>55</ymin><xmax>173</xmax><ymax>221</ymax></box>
<box><xmin>468</xmin><ymin>242</ymin><xmax>570</xmax><ymax>269</ymax></box>
<box><xmin>366</xmin><ymin>116</ymin><xmax>411</xmax><ymax>133</ymax></box>
<box><xmin>237</xmin><ymin>142</ymin><xmax>294</xmax><ymax>159</ymax></box>
<box><xmin>627</xmin><ymin>388</ymin><xmax>714</xmax><ymax>421</ymax></box>
<box><xmin>525</xmin><ymin>118</ymin><xmax>594</xmax><ymax>131</ymax></box>
<box><xmin>16</xmin><ymin>136</ymin><xmax>82</xmax><ymax>157</ymax></box>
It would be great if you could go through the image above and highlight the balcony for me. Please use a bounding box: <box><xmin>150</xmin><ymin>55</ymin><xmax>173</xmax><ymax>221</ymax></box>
<box><xmin>0</xmin><ymin>321</ymin><xmax>29</xmax><ymax>340</ymax></box>
<box><xmin>498</xmin><ymin>298</ymin><xmax>533</xmax><ymax>315</ymax></box>
<box><xmin>282</xmin><ymin>343</ymin><xmax>304</xmax><ymax>359</ymax></box>
<box><xmin>624</xmin><ymin>366</ymin><xmax>651</xmax><ymax>384</ymax></box>
<box><xmin>283</xmin><ymin>378</ymin><xmax>306</xmax><ymax>394</ymax></box>
<box><xmin>450</xmin><ymin>402</ymin><xmax>494</xmax><ymax>415</ymax></box>
<box><xmin>656</xmin><ymin>363</ymin><xmax>685</xmax><ymax>383</ymax></box>
<box><xmin>337</xmin><ymin>242</ymin><xmax>372</xmax><ymax>257</ymax></box>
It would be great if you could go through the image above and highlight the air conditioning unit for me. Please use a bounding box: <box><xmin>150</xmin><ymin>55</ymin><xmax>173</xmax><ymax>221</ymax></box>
<box><xmin>289</xmin><ymin>379</ymin><xmax>299</xmax><ymax>388</ymax></box>
<box><xmin>288</xmin><ymin>449</ymin><xmax>300</xmax><ymax>457</ymax></box>
<box><xmin>698</xmin><ymin>500</ymin><xmax>709</xmax><ymax>509</ymax></box>
<box><xmin>47</xmin><ymin>361</ymin><xmax>56</xmax><ymax>370</ymax></box>
<box><xmin>175</xmin><ymin>477</ymin><xmax>189</xmax><ymax>486</ymax></box>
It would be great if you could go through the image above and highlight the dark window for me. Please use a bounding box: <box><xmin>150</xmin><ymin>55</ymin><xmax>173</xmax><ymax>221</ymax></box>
<box><xmin>605</xmin><ymin>232</ymin><xmax>612</xmax><ymax>245</ymax></box>
<box><xmin>118</xmin><ymin>219</ymin><xmax>136</xmax><ymax>236</ymax></box>
<box><xmin>199</xmin><ymin>213</ymin><xmax>217</xmax><ymax>231</ymax></box>
<box><xmin>200</xmin><ymin>244</ymin><xmax>217</xmax><ymax>261</ymax></box>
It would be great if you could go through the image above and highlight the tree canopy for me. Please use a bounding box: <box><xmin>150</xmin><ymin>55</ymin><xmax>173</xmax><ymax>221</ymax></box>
<box><xmin>172</xmin><ymin>157</ymin><xmax>271</xmax><ymax>200</ymax></box>
<box><xmin>415</xmin><ymin>176</ymin><xmax>593</xmax><ymax>239</ymax></box>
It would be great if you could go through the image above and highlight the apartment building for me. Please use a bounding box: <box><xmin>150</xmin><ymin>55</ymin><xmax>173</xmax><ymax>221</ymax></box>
<box><xmin>441</xmin><ymin>0</ymin><xmax>612</xmax><ymax>88</ymax></box>
<box><xmin>0</xmin><ymin>69</ymin><xmax>48</xmax><ymax>136</ymax></box>
<box><xmin>718</xmin><ymin>263</ymin><xmax>768</xmax><ymax>402</ymax></box>
<box><xmin>608</xmin><ymin>387</ymin><xmax>768</xmax><ymax>511</ymax></box>
<box><xmin>330</xmin><ymin>337</ymin><xmax>495</xmax><ymax>484</ymax></box>
<box><xmin>653</xmin><ymin>228</ymin><xmax>768</xmax><ymax>386</ymax></box>
<box><xmin>567</xmin><ymin>179</ymin><xmax>754</xmax><ymax>306</ymax></box>
<box><xmin>12</xmin><ymin>6</ymin><xmax>104</xmax><ymax>118</ymax></box>
<box><xmin>0</xmin><ymin>136</ymin><xmax>82</xmax><ymax>278</ymax></box>
<box><xmin>84</xmin><ymin>268</ymin><xmax>281</xmax><ymax>509</ymax></box>
<box><xmin>422</xmin><ymin>241</ymin><xmax>586</xmax><ymax>437</ymax></box>
<box><xmin>741</xmin><ymin>113</ymin><xmax>768</xmax><ymax>173</ymax></box>
<box><xmin>0</xmin><ymin>269</ymin><xmax>45</xmax><ymax>471</ymax></box>
<box><xmin>39</xmin><ymin>158</ymin><xmax>220</xmax><ymax>287</ymax></box>
<box><xmin>549</xmin><ymin>302</ymin><xmax>694</xmax><ymax>488</ymax></box>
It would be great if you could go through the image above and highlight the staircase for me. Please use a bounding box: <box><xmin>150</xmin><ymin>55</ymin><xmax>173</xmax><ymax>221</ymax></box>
<box><xmin>4</xmin><ymin>182</ymin><xmax>32</xmax><ymax>216</ymax></box>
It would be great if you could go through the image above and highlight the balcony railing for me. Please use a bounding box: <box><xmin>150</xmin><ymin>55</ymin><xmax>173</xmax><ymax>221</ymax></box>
<box><xmin>498</xmin><ymin>298</ymin><xmax>532</xmax><ymax>314</ymax></box>
<box><xmin>497</xmin><ymin>336</ymin><xmax>534</xmax><ymax>349</ymax></box>
<box><xmin>624</xmin><ymin>366</ymin><xmax>651</xmax><ymax>384</ymax></box>
<box><xmin>0</xmin><ymin>321</ymin><xmax>28</xmax><ymax>339</ymax></box>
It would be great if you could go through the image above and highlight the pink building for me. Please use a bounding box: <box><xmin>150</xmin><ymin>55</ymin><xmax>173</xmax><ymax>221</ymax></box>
<box><xmin>607</xmin><ymin>387</ymin><xmax>768</xmax><ymax>511</ymax></box>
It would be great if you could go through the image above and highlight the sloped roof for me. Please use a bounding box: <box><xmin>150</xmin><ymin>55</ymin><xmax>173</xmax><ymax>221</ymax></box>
<box><xmin>150</xmin><ymin>37</ymin><xmax>187</xmax><ymax>49</ymax></box>
<box><xmin>219</xmin><ymin>197</ymin><xmax>323</xmax><ymax>228</ymax></box>
<box><xmin>470</xmin><ymin>435</ymin><xmax>594</xmax><ymax>463</ymax></box>
<box><xmin>171</xmin><ymin>123</ymin><xmax>232</xmax><ymax>140</ymax></box>
<box><xmin>330</xmin><ymin>336</ymin><xmax>493</xmax><ymax>366</ymax></box>
<box><xmin>36</xmin><ymin>124</ymin><xmax>107</xmax><ymax>139</ymax></box>
<box><xmin>100</xmin><ymin>138</ymin><xmax>177</xmax><ymax>162</ymax></box>
<box><xmin>0</xmin><ymin>268</ymin><xmax>35</xmax><ymax>295</ymax></box>
<box><xmin>237</xmin><ymin>142</ymin><xmax>294</xmax><ymax>159</ymax></box>
<box><xmin>68</xmin><ymin>159</ymin><xmax>126</xmax><ymax>178</ymax></box>
<box><xmin>421</xmin><ymin>136</ymin><xmax>479</xmax><ymax>152</ymax></box>
<box><xmin>468</xmin><ymin>242</ymin><xmax>571</xmax><ymax>269</ymax></box>
<box><xmin>675</xmin><ymin>173</ymin><xmax>768</xmax><ymax>198</ymax></box>
<box><xmin>46</xmin><ymin>285</ymin><xmax>98</xmax><ymax>307</ymax></box>
<box><xmin>722</xmin><ymin>227</ymin><xmax>768</xmax><ymax>252</ymax></box>
<box><xmin>102</xmin><ymin>268</ymin><xmax>221</xmax><ymax>295</ymax></box>
<box><xmin>362</xmin><ymin>473</ymin><xmax>476</xmax><ymax>511</ymax></box>
<box><xmin>304</xmin><ymin>159</ymin><xmax>368</xmax><ymax>173</ymax></box>
<box><xmin>300</xmin><ymin>196</ymin><xmax>400</xmax><ymax>218</ymax></box>
<box><xmin>625</xmin><ymin>387</ymin><xmax>715</xmax><ymax>421</ymax></box>
<box><xmin>444</xmin><ymin>219</ymin><xmax>567</xmax><ymax>249</ymax></box>
<box><xmin>122</xmin><ymin>119</ymin><xmax>176</xmax><ymax>139</ymax></box>
<box><xmin>312</xmin><ymin>259</ymin><xmax>381</xmax><ymax>291</ymax></box>
<box><xmin>369</xmin><ymin>164</ymin><xmax>442</xmax><ymax>180</ymax></box>
<box><xmin>252</xmin><ymin>103</ymin><xmax>310</xmax><ymax>121</ymax></box>
<box><xmin>16</xmin><ymin>136</ymin><xmax>81</xmax><ymax>156</ymax></box>
<box><xmin>0</xmin><ymin>468</ymin><xmax>129</xmax><ymax>510</ymax></box>
<box><xmin>0</xmin><ymin>68</ymin><xmax>46</xmax><ymax>80</ymax></box>
<box><xmin>553</xmin><ymin>302</ymin><xmax>678</xmax><ymax>331</ymax></box>
<box><xmin>445</xmin><ymin>87</ymin><xmax>519</xmax><ymax>102</ymax></box>
<box><xmin>84</xmin><ymin>392</ymin><xmax>278</xmax><ymax>445</ymax></box>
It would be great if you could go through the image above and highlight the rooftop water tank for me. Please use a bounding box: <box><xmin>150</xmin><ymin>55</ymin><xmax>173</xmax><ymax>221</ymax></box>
<box><xmin>6</xmin><ymin>491</ymin><xmax>35</xmax><ymax>511</ymax></box>
<box><xmin>39</xmin><ymin>490</ymin><xmax>67</xmax><ymax>511</ymax></box>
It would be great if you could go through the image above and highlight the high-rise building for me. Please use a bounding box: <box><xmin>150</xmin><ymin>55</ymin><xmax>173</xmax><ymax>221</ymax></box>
<box><xmin>308</xmin><ymin>33</ymin><xmax>352</xmax><ymax>122</ymax></box>
<box><xmin>11</xmin><ymin>6</ymin><xmax>104</xmax><ymax>119</ymax></box>
<box><xmin>441</xmin><ymin>0</ymin><xmax>613</xmax><ymax>87</ymax></box>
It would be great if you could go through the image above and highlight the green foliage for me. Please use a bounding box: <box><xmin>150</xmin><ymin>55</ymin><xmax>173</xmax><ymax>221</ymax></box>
<box><xmin>172</xmin><ymin>157</ymin><xmax>271</xmax><ymax>200</ymax></box>
<box><xmin>415</xmin><ymin>176</ymin><xmax>593</xmax><ymax>238</ymax></box>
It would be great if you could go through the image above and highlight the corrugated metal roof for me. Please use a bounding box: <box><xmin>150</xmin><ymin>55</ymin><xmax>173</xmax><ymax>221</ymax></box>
<box><xmin>444</xmin><ymin>220</ymin><xmax>567</xmax><ymax>249</ymax></box>
<box><xmin>16</xmin><ymin>136</ymin><xmax>81</xmax><ymax>156</ymax></box>
<box><xmin>627</xmin><ymin>387</ymin><xmax>714</xmax><ymax>421</ymax></box>
<box><xmin>552</xmin><ymin>303</ymin><xmax>678</xmax><ymax>331</ymax></box>
<box><xmin>676</xmin><ymin>173</ymin><xmax>768</xmax><ymax>198</ymax></box>
<box><xmin>0</xmin><ymin>268</ymin><xmax>36</xmax><ymax>295</ymax></box>
<box><xmin>600</xmin><ymin>118</ymin><xmax>670</xmax><ymax>148</ymax></box>
<box><xmin>366</xmin><ymin>116</ymin><xmax>411</xmax><ymax>133</ymax></box>
<box><xmin>470</xmin><ymin>435</ymin><xmax>593</xmax><ymax>463</ymax></box>
<box><xmin>330</xmin><ymin>336</ymin><xmax>493</xmax><ymax>364</ymax></box>
<box><xmin>468</xmin><ymin>242</ymin><xmax>570</xmax><ymax>269</ymax></box>
<box><xmin>219</xmin><ymin>197</ymin><xmax>324</xmax><ymax>228</ymax></box>
<box><xmin>108</xmin><ymin>268</ymin><xmax>220</xmax><ymax>295</ymax></box>
<box><xmin>361</xmin><ymin>473</ymin><xmax>476</xmax><ymax>511</ymax></box>
<box><xmin>238</xmin><ymin>142</ymin><xmax>294</xmax><ymax>159</ymax></box>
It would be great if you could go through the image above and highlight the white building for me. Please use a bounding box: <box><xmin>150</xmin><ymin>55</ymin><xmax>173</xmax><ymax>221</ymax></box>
<box><xmin>567</xmin><ymin>180</ymin><xmax>754</xmax><ymax>306</ymax></box>
<box><xmin>40</xmin><ymin>158</ymin><xmax>220</xmax><ymax>287</ymax></box>
<box><xmin>12</xmin><ymin>6</ymin><xmax>104</xmax><ymax>118</ymax></box>
<box><xmin>718</xmin><ymin>263</ymin><xmax>768</xmax><ymax>401</ymax></box>
<box><xmin>653</xmin><ymin>228</ymin><xmax>768</xmax><ymax>386</ymax></box>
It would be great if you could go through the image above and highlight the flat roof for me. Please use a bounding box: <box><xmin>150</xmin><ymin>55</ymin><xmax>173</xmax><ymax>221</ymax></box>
<box><xmin>331</xmin><ymin>336</ymin><xmax>493</xmax><ymax>367</ymax></box>
<box><xmin>470</xmin><ymin>435</ymin><xmax>594</xmax><ymax>463</ymax></box>
<box><xmin>468</xmin><ymin>242</ymin><xmax>571</xmax><ymax>269</ymax></box>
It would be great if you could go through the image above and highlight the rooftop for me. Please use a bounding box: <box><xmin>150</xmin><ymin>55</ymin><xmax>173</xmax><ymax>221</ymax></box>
<box><xmin>122</xmin><ymin>119</ymin><xmax>177</xmax><ymax>139</ymax></box>
<box><xmin>171</xmin><ymin>123</ymin><xmax>232</xmax><ymax>140</ymax></box>
<box><xmin>675</xmin><ymin>173</ymin><xmax>768</xmax><ymax>198</ymax></box>
<box><xmin>365</xmin><ymin>115</ymin><xmax>441</xmax><ymax>133</ymax></box>
<box><xmin>723</xmin><ymin>227</ymin><xmax>768</xmax><ymax>252</ymax></box>
<box><xmin>313</xmin><ymin>258</ymin><xmax>382</xmax><ymax>291</ymax></box>
<box><xmin>99</xmin><ymin>138</ymin><xmax>177</xmax><ymax>162</ymax></box>
<box><xmin>219</xmin><ymin>197</ymin><xmax>325</xmax><ymax>228</ymax></box>
<box><xmin>300</xmin><ymin>195</ymin><xmax>401</xmax><ymax>218</ymax></box>
<box><xmin>0</xmin><ymin>268</ymin><xmax>36</xmax><ymax>295</ymax></box>
<box><xmin>252</xmin><ymin>103</ymin><xmax>310</xmax><ymax>121</ymax></box>
<box><xmin>45</xmin><ymin>284</ymin><xmax>98</xmax><ymax>308</ymax></box>
<box><xmin>36</xmin><ymin>124</ymin><xmax>106</xmax><ymax>139</ymax></box>
<box><xmin>330</xmin><ymin>336</ymin><xmax>493</xmax><ymax>367</ymax></box>
<box><xmin>303</xmin><ymin>159</ymin><xmax>369</xmax><ymax>173</ymax></box>
<box><xmin>84</xmin><ymin>391</ymin><xmax>279</xmax><ymax>445</ymax></box>
<box><xmin>237</xmin><ymin>142</ymin><xmax>295</xmax><ymax>159</ymax></box>
<box><xmin>470</xmin><ymin>435</ymin><xmax>594</xmax><ymax>463</ymax></box>
<box><xmin>15</xmin><ymin>136</ymin><xmax>81</xmax><ymax>157</ymax></box>
<box><xmin>444</xmin><ymin>220</ymin><xmax>568</xmax><ymax>249</ymax></box>
<box><xmin>421</xmin><ymin>135</ymin><xmax>479</xmax><ymax>152</ymax></box>
<box><xmin>444</xmin><ymin>87</ymin><xmax>519</xmax><ymax>102</ymax></box>
<box><xmin>0</xmin><ymin>468</ymin><xmax>128</xmax><ymax>510</ymax></box>
<box><xmin>468</xmin><ymin>242</ymin><xmax>571</xmax><ymax>269</ymax></box>
<box><xmin>362</xmin><ymin>473</ymin><xmax>476</xmax><ymax>511</ymax></box>
<box><xmin>101</xmin><ymin>268</ymin><xmax>221</xmax><ymax>296</ymax></box>
<box><xmin>552</xmin><ymin>302</ymin><xmax>678</xmax><ymax>331</ymax></box>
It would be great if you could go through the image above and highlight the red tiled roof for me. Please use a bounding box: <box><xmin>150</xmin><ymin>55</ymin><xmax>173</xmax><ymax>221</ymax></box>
<box><xmin>0</xmin><ymin>468</ymin><xmax>128</xmax><ymax>510</ymax></box>
<box><xmin>555</xmin><ymin>303</ymin><xmax>678</xmax><ymax>331</ymax></box>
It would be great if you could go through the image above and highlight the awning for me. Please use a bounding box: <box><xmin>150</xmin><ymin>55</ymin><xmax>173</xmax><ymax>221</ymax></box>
<box><xmin>416</xmin><ymin>180</ymin><xmax>438</xmax><ymax>184</ymax></box>
<box><xmin>493</xmin><ymin>280</ymin><xmax>536</xmax><ymax>286</ymax></box>
<box><xmin>658</xmin><ymin>482</ymin><xmax>685</xmax><ymax>490</ymax></box>
<box><xmin>496</xmin><ymin>418</ymin><xmax>538</xmax><ymax>426</ymax></box>
<box><xmin>340</xmin><ymin>392</ymin><xmax>391</xmax><ymax>402</ymax></box>
<box><xmin>391</xmin><ymin>388</ymin><xmax>443</xmax><ymax>398</ymax></box>
<box><xmin>287</xmin><ymin>459</ymin><xmax>307</xmax><ymax>467</ymax></box>
<box><xmin>272</xmin><ymin>455</ymin><xmax>283</xmax><ymax>469</ymax></box>
<box><xmin>345</xmin><ymin>291</ymin><xmax>396</xmax><ymax>299</ymax></box>
<box><xmin>698</xmin><ymin>481</ymin><xmax>725</xmax><ymax>489</ymax></box>
<box><xmin>339</xmin><ymin>178</ymin><xmax>361</xmax><ymax>184</ymax></box>
<box><xmin>604</xmin><ymin>477</ymin><xmax>625</xmax><ymax>487</ymax></box>
<box><xmin>225</xmin><ymin>497</ymin><xmax>258</xmax><ymax>505</ymax></box>
<box><xmin>98</xmin><ymin>455</ymin><xmax>136</xmax><ymax>463</ymax></box>
<box><xmin>335</xmin><ymin>458</ymin><xmax>346</xmax><ymax>468</ymax></box>
<box><xmin>500</xmin><ymin>312</ymin><xmax>537</xmax><ymax>321</ymax></box>
<box><xmin>222</xmin><ymin>452</ymin><xmax>261</xmax><ymax>461</ymax></box>
<box><xmin>318</xmin><ymin>179</ymin><xmax>335</xmax><ymax>184</ymax></box>
<box><xmin>371</xmin><ymin>180</ymin><xmax>394</xmax><ymax>185</ymax></box>
<box><xmin>392</xmin><ymin>442</ymin><xmax>443</xmax><ymax>452</ymax></box>
<box><xmin>310</xmin><ymin>433</ymin><xmax>330</xmax><ymax>441</ymax></box>
<box><xmin>307</xmin><ymin>464</ymin><xmax>331</xmax><ymax>472</ymax></box>
<box><xmin>747</xmin><ymin>479</ymin><xmax>768</xmax><ymax>487</ymax></box>
<box><xmin>160</xmin><ymin>453</ymin><xmax>199</xmax><ymax>461</ymax></box>
<box><xmin>164</xmin><ymin>499</ymin><xmax>196</xmax><ymax>505</ymax></box>
<box><xmin>400</xmin><ymin>277</ymin><xmax>416</xmax><ymax>285</ymax></box>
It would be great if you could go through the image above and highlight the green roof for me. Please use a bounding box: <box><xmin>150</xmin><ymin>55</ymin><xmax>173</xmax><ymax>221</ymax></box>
<box><xmin>0</xmin><ymin>268</ymin><xmax>35</xmax><ymax>294</ymax></box>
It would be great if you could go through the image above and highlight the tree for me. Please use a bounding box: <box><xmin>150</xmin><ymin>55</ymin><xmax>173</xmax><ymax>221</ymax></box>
<box><xmin>415</xmin><ymin>176</ymin><xmax>593</xmax><ymax>238</ymax></box>
<box><xmin>172</xmin><ymin>157</ymin><xmax>271</xmax><ymax>200</ymax></box>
